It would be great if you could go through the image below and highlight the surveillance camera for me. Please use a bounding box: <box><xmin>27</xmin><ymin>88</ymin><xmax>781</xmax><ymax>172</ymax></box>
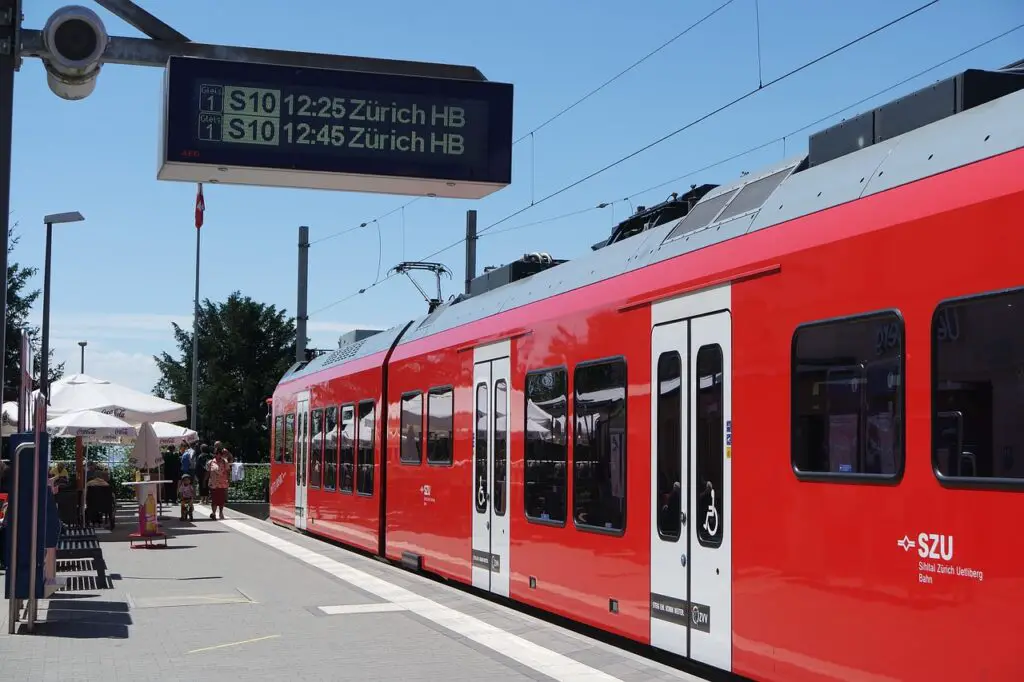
<box><xmin>41</xmin><ymin>5</ymin><xmax>108</xmax><ymax>101</ymax></box>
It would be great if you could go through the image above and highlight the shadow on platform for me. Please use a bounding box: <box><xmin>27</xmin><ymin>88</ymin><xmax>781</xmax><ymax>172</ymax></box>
<box><xmin>18</xmin><ymin>598</ymin><xmax>132</xmax><ymax>639</ymax></box>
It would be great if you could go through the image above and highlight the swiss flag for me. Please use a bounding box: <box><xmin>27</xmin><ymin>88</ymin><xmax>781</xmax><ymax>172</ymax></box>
<box><xmin>195</xmin><ymin>182</ymin><xmax>205</xmax><ymax>229</ymax></box>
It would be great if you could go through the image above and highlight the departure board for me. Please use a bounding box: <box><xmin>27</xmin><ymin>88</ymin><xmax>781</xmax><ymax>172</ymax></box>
<box><xmin>159</xmin><ymin>57</ymin><xmax>514</xmax><ymax>198</ymax></box>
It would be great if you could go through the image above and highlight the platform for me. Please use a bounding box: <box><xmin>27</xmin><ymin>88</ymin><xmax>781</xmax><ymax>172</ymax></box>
<box><xmin>0</xmin><ymin>503</ymin><xmax>706</xmax><ymax>681</ymax></box>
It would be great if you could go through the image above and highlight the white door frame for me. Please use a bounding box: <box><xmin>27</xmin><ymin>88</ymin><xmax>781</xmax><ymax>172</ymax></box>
<box><xmin>649</xmin><ymin>285</ymin><xmax>733</xmax><ymax>672</ymax></box>
<box><xmin>650</xmin><ymin>318</ymin><xmax>691</xmax><ymax>657</ymax></box>
<box><xmin>294</xmin><ymin>391</ymin><xmax>310</xmax><ymax>531</ymax></box>
<box><xmin>471</xmin><ymin>340</ymin><xmax>511</xmax><ymax>597</ymax></box>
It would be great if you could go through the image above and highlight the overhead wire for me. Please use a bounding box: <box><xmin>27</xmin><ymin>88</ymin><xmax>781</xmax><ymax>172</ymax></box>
<box><xmin>310</xmin><ymin>2</ymin><xmax>980</xmax><ymax>318</ymax></box>
<box><xmin>512</xmin><ymin>0</ymin><xmax>739</xmax><ymax>144</ymax></box>
<box><xmin>308</xmin><ymin>1</ymin><xmax>738</xmax><ymax>247</ymax></box>
<box><xmin>307</xmin><ymin>196</ymin><xmax>423</xmax><ymax>246</ymax></box>
<box><xmin>472</xmin><ymin>0</ymin><xmax>940</xmax><ymax>238</ymax></box>
<box><xmin>485</xmin><ymin>20</ymin><xmax>1024</xmax><ymax>238</ymax></box>
<box><xmin>418</xmin><ymin>0</ymin><xmax>940</xmax><ymax>248</ymax></box>
<box><xmin>620</xmin><ymin>20</ymin><xmax>1024</xmax><ymax>203</ymax></box>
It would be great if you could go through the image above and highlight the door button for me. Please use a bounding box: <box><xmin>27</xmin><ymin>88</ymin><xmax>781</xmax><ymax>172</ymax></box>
<box><xmin>680</xmin><ymin>554</ymin><xmax>687</xmax><ymax>567</ymax></box>
<box><xmin>680</xmin><ymin>511</ymin><xmax>687</xmax><ymax>526</ymax></box>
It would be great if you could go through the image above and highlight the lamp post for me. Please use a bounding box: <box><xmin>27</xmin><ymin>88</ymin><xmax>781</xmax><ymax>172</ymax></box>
<box><xmin>26</xmin><ymin>210</ymin><xmax>83</xmax><ymax>631</ymax></box>
<box><xmin>78</xmin><ymin>340</ymin><xmax>87</xmax><ymax>373</ymax></box>
<box><xmin>39</xmin><ymin>211</ymin><xmax>84</xmax><ymax>404</ymax></box>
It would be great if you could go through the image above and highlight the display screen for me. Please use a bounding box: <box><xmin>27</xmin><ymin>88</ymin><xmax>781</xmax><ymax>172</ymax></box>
<box><xmin>163</xmin><ymin>57</ymin><xmax>514</xmax><ymax>186</ymax></box>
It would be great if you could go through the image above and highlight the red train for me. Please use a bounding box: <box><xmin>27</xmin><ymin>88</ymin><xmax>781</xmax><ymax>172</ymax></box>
<box><xmin>269</xmin><ymin>64</ymin><xmax>1024</xmax><ymax>681</ymax></box>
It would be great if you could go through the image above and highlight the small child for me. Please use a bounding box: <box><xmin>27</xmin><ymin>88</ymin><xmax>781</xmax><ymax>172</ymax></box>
<box><xmin>178</xmin><ymin>473</ymin><xmax>195</xmax><ymax>521</ymax></box>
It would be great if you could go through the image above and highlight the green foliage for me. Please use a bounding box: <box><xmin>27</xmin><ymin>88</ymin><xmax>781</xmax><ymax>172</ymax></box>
<box><xmin>4</xmin><ymin>222</ymin><xmax>65</xmax><ymax>402</ymax></box>
<box><xmin>51</xmin><ymin>436</ymin><xmax>75</xmax><ymax>461</ymax></box>
<box><xmin>153</xmin><ymin>291</ymin><xmax>297</xmax><ymax>463</ymax></box>
<box><xmin>228</xmin><ymin>464</ymin><xmax>270</xmax><ymax>502</ymax></box>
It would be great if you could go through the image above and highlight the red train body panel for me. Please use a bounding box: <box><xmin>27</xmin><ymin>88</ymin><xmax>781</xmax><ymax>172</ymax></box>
<box><xmin>271</xmin><ymin>350</ymin><xmax>390</xmax><ymax>553</ymax></box>
<box><xmin>269</xmin><ymin>69</ymin><xmax>1024</xmax><ymax>681</ymax></box>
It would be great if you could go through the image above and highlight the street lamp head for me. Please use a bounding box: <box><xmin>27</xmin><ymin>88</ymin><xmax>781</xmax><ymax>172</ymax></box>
<box><xmin>43</xmin><ymin>211</ymin><xmax>84</xmax><ymax>225</ymax></box>
<box><xmin>78</xmin><ymin>341</ymin><xmax>87</xmax><ymax>348</ymax></box>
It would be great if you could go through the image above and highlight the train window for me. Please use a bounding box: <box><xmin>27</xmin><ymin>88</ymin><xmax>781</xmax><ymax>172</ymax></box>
<box><xmin>656</xmin><ymin>352</ymin><xmax>682</xmax><ymax>542</ymax></box>
<box><xmin>791</xmin><ymin>311</ymin><xmax>904</xmax><ymax>480</ymax></box>
<box><xmin>323</xmin><ymin>406</ymin><xmax>338</xmax><ymax>491</ymax></box>
<box><xmin>494</xmin><ymin>379</ymin><xmax>508</xmax><ymax>517</ymax></box>
<box><xmin>573</xmin><ymin>358</ymin><xmax>627</xmax><ymax>533</ymax></box>
<box><xmin>310</xmin><ymin>409</ymin><xmax>324</xmax><ymax>489</ymax></box>
<box><xmin>695</xmin><ymin>345</ymin><xmax>724</xmax><ymax>548</ymax></box>
<box><xmin>357</xmin><ymin>400</ymin><xmax>375</xmax><ymax>496</ymax></box>
<box><xmin>339</xmin><ymin>404</ymin><xmax>354</xmax><ymax>493</ymax></box>
<box><xmin>475</xmin><ymin>383</ymin><xmax>489</xmax><ymax>514</ymax></box>
<box><xmin>525</xmin><ymin>367</ymin><xmax>568</xmax><ymax>525</ymax></box>
<box><xmin>400</xmin><ymin>392</ymin><xmax>423</xmax><ymax>465</ymax></box>
<box><xmin>427</xmin><ymin>387</ymin><xmax>454</xmax><ymax>466</ymax></box>
<box><xmin>284</xmin><ymin>413</ymin><xmax>295</xmax><ymax>464</ymax></box>
<box><xmin>274</xmin><ymin>415</ymin><xmax>284</xmax><ymax>464</ymax></box>
<box><xmin>932</xmin><ymin>287</ymin><xmax>1024</xmax><ymax>485</ymax></box>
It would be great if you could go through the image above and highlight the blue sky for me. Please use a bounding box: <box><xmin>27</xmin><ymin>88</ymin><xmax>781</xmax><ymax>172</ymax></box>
<box><xmin>12</xmin><ymin>0</ymin><xmax>1023</xmax><ymax>394</ymax></box>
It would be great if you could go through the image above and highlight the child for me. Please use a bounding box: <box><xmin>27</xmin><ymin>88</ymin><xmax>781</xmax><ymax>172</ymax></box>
<box><xmin>178</xmin><ymin>473</ymin><xmax>195</xmax><ymax>521</ymax></box>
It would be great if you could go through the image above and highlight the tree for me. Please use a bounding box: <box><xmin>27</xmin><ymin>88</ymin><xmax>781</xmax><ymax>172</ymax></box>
<box><xmin>4</xmin><ymin>222</ymin><xmax>64</xmax><ymax>402</ymax></box>
<box><xmin>153</xmin><ymin>291</ymin><xmax>296</xmax><ymax>462</ymax></box>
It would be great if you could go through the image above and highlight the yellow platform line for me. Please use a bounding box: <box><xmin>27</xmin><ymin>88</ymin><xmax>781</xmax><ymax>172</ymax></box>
<box><xmin>187</xmin><ymin>634</ymin><xmax>279</xmax><ymax>654</ymax></box>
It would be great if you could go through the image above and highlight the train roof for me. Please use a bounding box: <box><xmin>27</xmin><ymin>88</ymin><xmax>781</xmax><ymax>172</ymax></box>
<box><xmin>280</xmin><ymin>322</ymin><xmax>408</xmax><ymax>384</ymax></box>
<box><xmin>282</xmin><ymin>64</ymin><xmax>1024</xmax><ymax>384</ymax></box>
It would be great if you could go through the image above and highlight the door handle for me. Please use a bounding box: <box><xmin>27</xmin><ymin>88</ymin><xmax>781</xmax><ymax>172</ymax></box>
<box><xmin>680</xmin><ymin>511</ymin><xmax>687</xmax><ymax>526</ymax></box>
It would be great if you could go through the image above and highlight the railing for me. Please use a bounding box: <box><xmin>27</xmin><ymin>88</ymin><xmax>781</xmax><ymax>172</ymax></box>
<box><xmin>41</xmin><ymin>460</ymin><xmax>271</xmax><ymax>503</ymax></box>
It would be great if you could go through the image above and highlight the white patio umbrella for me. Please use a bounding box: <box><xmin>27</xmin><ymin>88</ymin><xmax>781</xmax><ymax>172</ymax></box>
<box><xmin>129</xmin><ymin>422</ymin><xmax>163</xmax><ymax>469</ymax></box>
<box><xmin>149</xmin><ymin>421</ymin><xmax>198</xmax><ymax>445</ymax></box>
<box><xmin>46</xmin><ymin>409</ymin><xmax>136</xmax><ymax>441</ymax></box>
<box><xmin>32</xmin><ymin>373</ymin><xmax>187</xmax><ymax>425</ymax></box>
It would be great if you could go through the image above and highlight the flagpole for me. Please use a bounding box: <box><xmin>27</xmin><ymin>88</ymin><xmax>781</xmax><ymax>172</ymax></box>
<box><xmin>190</xmin><ymin>183</ymin><xmax>204</xmax><ymax>432</ymax></box>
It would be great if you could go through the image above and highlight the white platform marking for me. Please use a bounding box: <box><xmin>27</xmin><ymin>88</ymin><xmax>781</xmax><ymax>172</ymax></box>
<box><xmin>220</xmin><ymin>519</ymin><xmax>622</xmax><ymax>681</ymax></box>
<box><xmin>319</xmin><ymin>603</ymin><xmax>407</xmax><ymax>615</ymax></box>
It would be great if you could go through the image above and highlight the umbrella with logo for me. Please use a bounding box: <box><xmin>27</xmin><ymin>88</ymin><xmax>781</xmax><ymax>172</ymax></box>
<box><xmin>33</xmin><ymin>373</ymin><xmax>187</xmax><ymax>425</ymax></box>
<box><xmin>46</xmin><ymin>409</ymin><xmax>136</xmax><ymax>442</ymax></box>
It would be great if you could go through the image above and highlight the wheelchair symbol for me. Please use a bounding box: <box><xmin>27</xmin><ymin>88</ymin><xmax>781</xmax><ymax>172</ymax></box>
<box><xmin>702</xmin><ymin>487</ymin><xmax>719</xmax><ymax>537</ymax></box>
<box><xmin>477</xmin><ymin>479</ymin><xmax>487</xmax><ymax>508</ymax></box>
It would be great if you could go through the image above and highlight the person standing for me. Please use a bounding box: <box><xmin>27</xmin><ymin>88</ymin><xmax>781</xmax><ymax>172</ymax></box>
<box><xmin>163</xmin><ymin>446</ymin><xmax>181</xmax><ymax>503</ymax></box>
<box><xmin>195</xmin><ymin>444</ymin><xmax>213</xmax><ymax>505</ymax></box>
<box><xmin>207</xmin><ymin>443</ymin><xmax>232</xmax><ymax>520</ymax></box>
<box><xmin>179</xmin><ymin>441</ymin><xmax>195</xmax><ymax>478</ymax></box>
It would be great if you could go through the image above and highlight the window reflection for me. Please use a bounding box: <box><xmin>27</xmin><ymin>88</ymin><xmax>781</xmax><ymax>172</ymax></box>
<box><xmin>933</xmin><ymin>289</ymin><xmax>1024</xmax><ymax>481</ymax></box>
<box><xmin>524</xmin><ymin>368</ymin><xmax>567</xmax><ymax>524</ymax></box>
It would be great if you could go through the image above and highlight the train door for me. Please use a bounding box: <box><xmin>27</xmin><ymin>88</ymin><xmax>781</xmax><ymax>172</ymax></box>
<box><xmin>649</xmin><ymin>303</ymin><xmax>732</xmax><ymax>672</ymax></box>
<box><xmin>471</xmin><ymin>340</ymin><xmax>511</xmax><ymax>597</ymax></box>
<box><xmin>295</xmin><ymin>391</ymin><xmax>310</xmax><ymax>531</ymax></box>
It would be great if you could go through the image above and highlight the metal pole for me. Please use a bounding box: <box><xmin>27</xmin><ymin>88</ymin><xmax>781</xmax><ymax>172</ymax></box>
<box><xmin>6</xmin><ymin>441</ymin><xmax>26</xmax><ymax>633</ymax></box>
<box><xmin>78</xmin><ymin>340</ymin><xmax>86</xmax><ymax>373</ymax></box>
<box><xmin>464</xmin><ymin>210</ymin><xmax>477</xmax><ymax>295</ymax></box>
<box><xmin>27</xmin><ymin>397</ymin><xmax>43</xmax><ymax>631</ymax></box>
<box><xmin>296</xmin><ymin>225</ymin><xmax>309</xmax><ymax>363</ymax></box>
<box><xmin>38</xmin><ymin>222</ymin><xmax>52</xmax><ymax>405</ymax></box>
<box><xmin>17</xmin><ymin>331</ymin><xmax>29</xmax><ymax>432</ymax></box>
<box><xmin>0</xmin><ymin>0</ymin><xmax>18</xmax><ymax>412</ymax></box>
<box><xmin>189</xmin><ymin>220</ymin><xmax>200</xmax><ymax>431</ymax></box>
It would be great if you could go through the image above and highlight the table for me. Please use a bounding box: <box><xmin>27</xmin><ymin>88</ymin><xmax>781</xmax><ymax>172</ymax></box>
<box><xmin>121</xmin><ymin>480</ymin><xmax>172</xmax><ymax>548</ymax></box>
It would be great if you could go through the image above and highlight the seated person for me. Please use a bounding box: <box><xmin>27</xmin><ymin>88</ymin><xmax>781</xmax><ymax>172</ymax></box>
<box><xmin>85</xmin><ymin>463</ymin><xmax>110</xmax><ymax>486</ymax></box>
<box><xmin>49</xmin><ymin>464</ymin><xmax>69</xmax><ymax>489</ymax></box>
